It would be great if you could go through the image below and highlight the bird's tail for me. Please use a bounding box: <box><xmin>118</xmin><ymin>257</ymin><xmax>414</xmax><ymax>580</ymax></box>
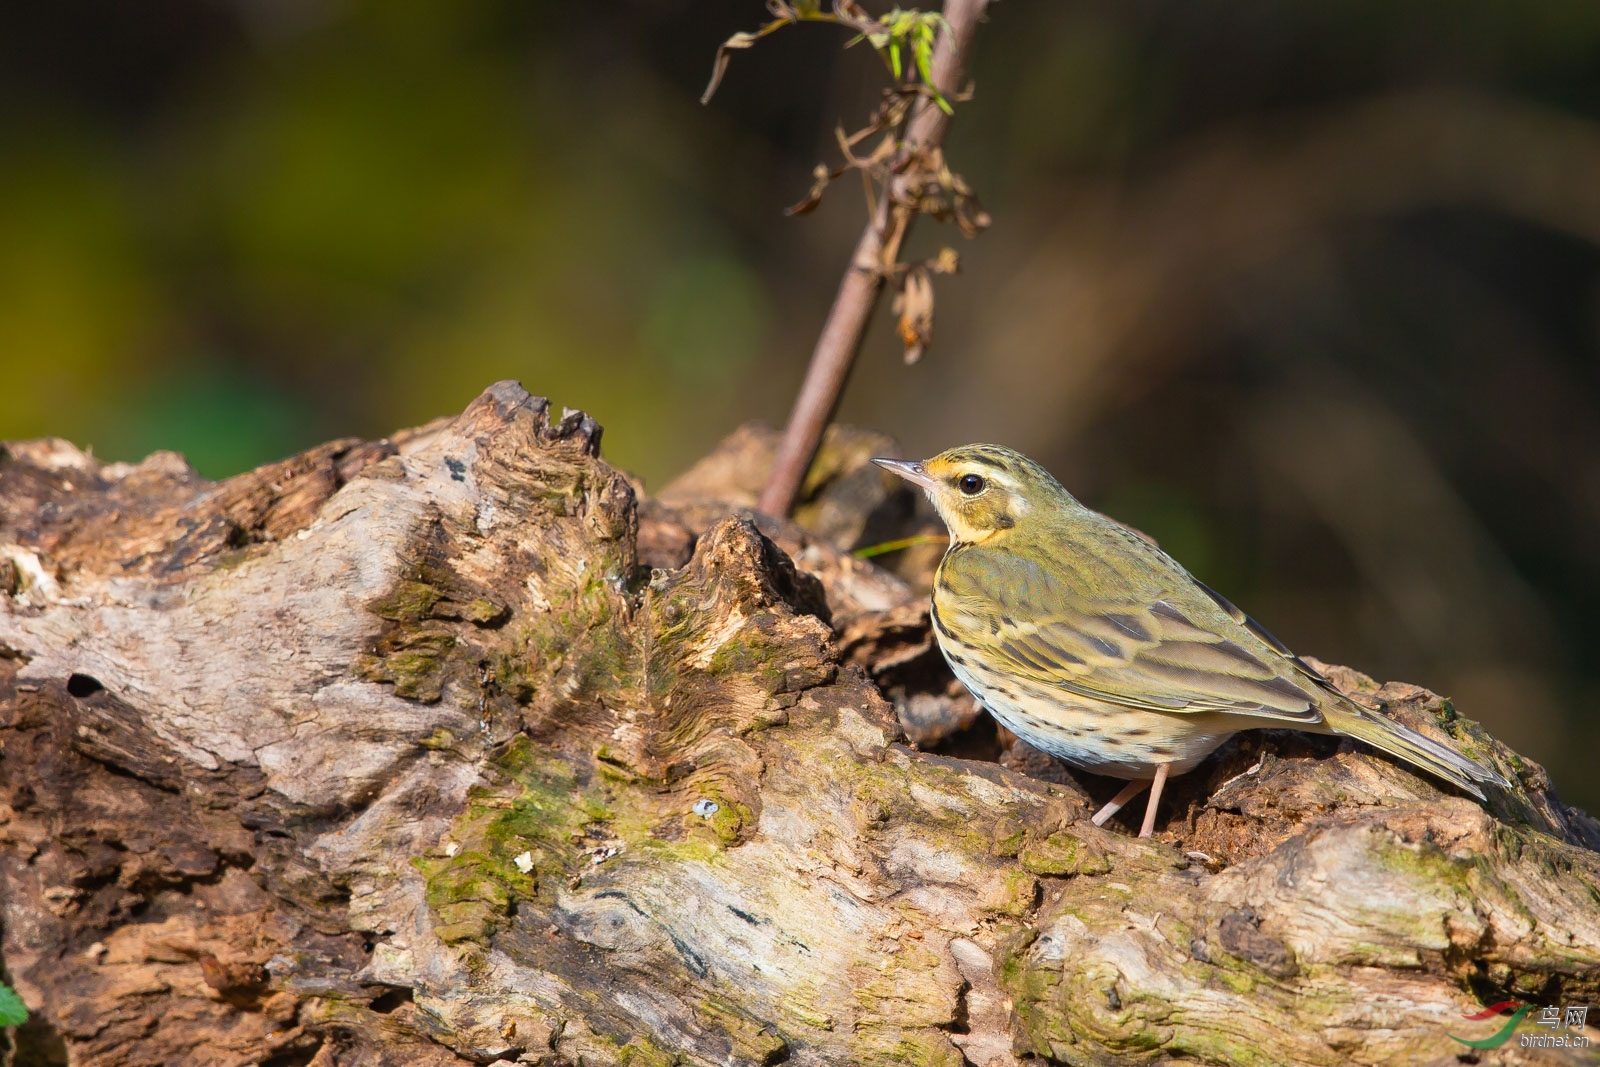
<box><xmin>1320</xmin><ymin>699</ymin><xmax>1510</xmax><ymax>800</ymax></box>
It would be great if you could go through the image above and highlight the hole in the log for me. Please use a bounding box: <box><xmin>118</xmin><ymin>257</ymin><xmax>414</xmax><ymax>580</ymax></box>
<box><xmin>924</xmin><ymin>713</ymin><xmax>1003</xmax><ymax>763</ymax></box>
<box><xmin>945</xmin><ymin>979</ymin><xmax>972</xmax><ymax>1034</ymax></box>
<box><xmin>258</xmin><ymin>1043</ymin><xmax>323</xmax><ymax>1067</ymax></box>
<box><xmin>66</xmin><ymin>673</ymin><xmax>104</xmax><ymax>698</ymax></box>
<box><xmin>367</xmin><ymin>986</ymin><xmax>413</xmax><ymax>1014</ymax></box>
<box><xmin>10</xmin><ymin>1013</ymin><xmax>70</xmax><ymax>1067</ymax></box>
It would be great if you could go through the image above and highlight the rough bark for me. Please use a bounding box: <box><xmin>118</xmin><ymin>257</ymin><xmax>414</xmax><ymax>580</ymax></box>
<box><xmin>1</xmin><ymin>382</ymin><xmax>1597</xmax><ymax>1067</ymax></box>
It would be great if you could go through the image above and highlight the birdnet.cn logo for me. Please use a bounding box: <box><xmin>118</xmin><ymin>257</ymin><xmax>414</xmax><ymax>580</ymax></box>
<box><xmin>1450</xmin><ymin>1001</ymin><xmax>1591</xmax><ymax>1050</ymax></box>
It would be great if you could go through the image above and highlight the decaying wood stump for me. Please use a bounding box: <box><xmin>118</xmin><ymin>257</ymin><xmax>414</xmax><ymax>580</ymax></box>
<box><xmin>2</xmin><ymin>381</ymin><xmax>1598</xmax><ymax>1067</ymax></box>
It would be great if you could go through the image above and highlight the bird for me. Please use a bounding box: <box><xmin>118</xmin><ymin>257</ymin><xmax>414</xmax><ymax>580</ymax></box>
<box><xmin>873</xmin><ymin>444</ymin><xmax>1508</xmax><ymax>838</ymax></box>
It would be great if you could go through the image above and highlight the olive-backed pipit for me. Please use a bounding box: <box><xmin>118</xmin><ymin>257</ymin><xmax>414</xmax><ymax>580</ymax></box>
<box><xmin>874</xmin><ymin>444</ymin><xmax>1508</xmax><ymax>837</ymax></box>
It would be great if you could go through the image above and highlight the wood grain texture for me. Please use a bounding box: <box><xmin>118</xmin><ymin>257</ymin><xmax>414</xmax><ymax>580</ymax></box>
<box><xmin>2</xmin><ymin>383</ymin><xmax>1597</xmax><ymax>1066</ymax></box>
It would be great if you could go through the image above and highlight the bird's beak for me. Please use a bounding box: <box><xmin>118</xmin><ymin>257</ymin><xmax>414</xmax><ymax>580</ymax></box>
<box><xmin>872</xmin><ymin>457</ymin><xmax>937</xmax><ymax>490</ymax></box>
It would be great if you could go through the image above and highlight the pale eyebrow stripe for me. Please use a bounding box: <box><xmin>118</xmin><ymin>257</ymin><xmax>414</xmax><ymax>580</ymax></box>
<box><xmin>986</xmin><ymin>472</ymin><xmax>1024</xmax><ymax>492</ymax></box>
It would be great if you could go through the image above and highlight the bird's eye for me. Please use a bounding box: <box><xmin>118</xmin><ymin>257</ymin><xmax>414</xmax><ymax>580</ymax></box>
<box><xmin>958</xmin><ymin>473</ymin><xmax>986</xmax><ymax>495</ymax></box>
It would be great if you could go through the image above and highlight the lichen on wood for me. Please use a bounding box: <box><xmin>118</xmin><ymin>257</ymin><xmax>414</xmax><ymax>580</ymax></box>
<box><xmin>2</xmin><ymin>382</ymin><xmax>1597</xmax><ymax>1067</ymax></box>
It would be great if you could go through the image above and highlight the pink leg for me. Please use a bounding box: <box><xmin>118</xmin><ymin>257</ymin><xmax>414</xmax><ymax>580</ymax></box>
<box><xmin>1139</xmin><ymin>763</ymin><xmax>1171</xmax><ymax>838</ymax></box>
<box><xmin>1091</xmin><ymin>778</ymin><xmax>1150</xmax><ymax>827</ymax></box>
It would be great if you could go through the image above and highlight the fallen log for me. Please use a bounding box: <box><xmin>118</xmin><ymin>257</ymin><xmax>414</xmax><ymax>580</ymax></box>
<box><xmin>2</xmin><ymin>381</ymin><xmax>1596</xmax><ymax>1066</ymax></box>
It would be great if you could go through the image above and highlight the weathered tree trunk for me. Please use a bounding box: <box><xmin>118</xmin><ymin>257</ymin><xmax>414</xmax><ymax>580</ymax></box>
<box><xmin>2</xmin><ymin>382</ymin><xmax>1597</xmax><ymax>1067</ymax></box>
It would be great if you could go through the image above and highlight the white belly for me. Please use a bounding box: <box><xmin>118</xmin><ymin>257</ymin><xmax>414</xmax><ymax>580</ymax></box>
<box><xmin>941</xmin><ymin>645</ymin><xmax>1237</xmax><ymax>779</ymax></box>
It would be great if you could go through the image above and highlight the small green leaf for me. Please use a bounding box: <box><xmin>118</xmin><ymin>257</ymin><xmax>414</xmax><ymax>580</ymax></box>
<box><xmin>0</xmin><ymin>982</ymin><xmax>27</xmax><ymax>1027</ymax></box>
<box><xmin>889</xmin><ymin>42</ymin><xmax>902</xmax><ymax>78</ymax></box>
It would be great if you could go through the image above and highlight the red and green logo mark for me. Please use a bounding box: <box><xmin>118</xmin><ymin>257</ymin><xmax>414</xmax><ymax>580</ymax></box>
<box><xmin>1450</xmin><ymin>1001</ymin><xmax>1534</xmax><ymax>1049</ymax></box>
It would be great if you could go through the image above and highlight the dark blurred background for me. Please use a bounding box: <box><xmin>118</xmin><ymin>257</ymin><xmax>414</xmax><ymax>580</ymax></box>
<box><xmin>3</xmin><ymin>0</ymin><xmax>1597</xmax><ymax>808</ymax></box>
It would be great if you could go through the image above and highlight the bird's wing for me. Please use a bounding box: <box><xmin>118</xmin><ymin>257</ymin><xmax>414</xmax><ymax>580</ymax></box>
<box><xmin>936</xmin><ymin>549</ymin><xmax>1326</xmax><ymax>723</ymax></box>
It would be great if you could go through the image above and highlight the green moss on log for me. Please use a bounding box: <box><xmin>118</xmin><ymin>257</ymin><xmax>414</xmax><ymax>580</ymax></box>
<box><xmin>1019</xmin><ymin>830</ymin><xmax>1112</xmax><ymax>877</ymax></box>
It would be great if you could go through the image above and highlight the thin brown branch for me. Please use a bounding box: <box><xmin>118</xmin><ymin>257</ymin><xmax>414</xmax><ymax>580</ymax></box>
<box><xmin>757</xmin><ymin>0</ymin><xmax>990</xmax><ymax>519</ymax></box>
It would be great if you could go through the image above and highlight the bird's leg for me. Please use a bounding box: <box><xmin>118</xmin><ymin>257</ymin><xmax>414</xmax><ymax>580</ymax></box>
<box><xmin>1138</xmin><ymin>763</ymin><xmax>1171</xmax><ymax>839</ymax></box>
<box><xmin>1090</xmin><ymin>779</ymin><xmax>1150</xmax><ymax>827</ymax></box>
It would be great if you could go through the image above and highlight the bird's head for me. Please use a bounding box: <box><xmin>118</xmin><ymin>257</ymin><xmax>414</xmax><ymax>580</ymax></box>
<box><xmin>873</xmin><ymin>443</ymin><xmax>1070</xmax><ymax>544</ymax></box>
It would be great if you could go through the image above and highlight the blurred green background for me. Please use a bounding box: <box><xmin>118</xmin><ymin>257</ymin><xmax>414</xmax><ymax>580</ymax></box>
<box><xmin>3</xmin><ymin>0</ymin><xmax>1598</xmax><ymax>809</ymax></box>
